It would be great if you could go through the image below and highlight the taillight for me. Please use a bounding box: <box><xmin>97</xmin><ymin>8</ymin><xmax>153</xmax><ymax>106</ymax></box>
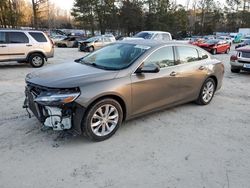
<box><xmin>49</xmin><ymin>38</ymin><xmax>55</xmax><ymax>48</ymax></box>
<box><xmin>230</xmin><ymin>55</ymin><xmax>238</xmax><ymax>62</ymax></box>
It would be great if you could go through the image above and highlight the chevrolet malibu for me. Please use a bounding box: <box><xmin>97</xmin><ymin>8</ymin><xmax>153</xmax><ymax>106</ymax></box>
<box><xmin>24</xmin><ymin>40</ymin><xmax>224</xmax><ymax>141</ymax></box>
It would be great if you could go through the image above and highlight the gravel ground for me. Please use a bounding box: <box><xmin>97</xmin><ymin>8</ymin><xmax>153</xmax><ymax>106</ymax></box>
<box><xmin>0</xmin><ymin>46</ymin><xmax>250</xmax><ymax>188</ymax></box>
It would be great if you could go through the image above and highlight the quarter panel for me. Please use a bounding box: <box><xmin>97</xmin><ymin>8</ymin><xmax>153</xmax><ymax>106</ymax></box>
<box><xmin>75</xmin><ymin>76</ymin><xmax>132</xmax><ymax>119</ymax></box>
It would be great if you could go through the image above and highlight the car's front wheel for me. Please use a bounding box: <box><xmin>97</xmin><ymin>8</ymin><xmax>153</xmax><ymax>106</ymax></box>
<box><xmin>83</xmin><ymin>98</ymin><xmax>123</xmax><ymax>141</ymax></box>
<box><xmin>29</xmin><ymin>53</ymin><xmax>45</xmax><ymax>68</ymax></box>
<box><xmin>196</xmin><ymin>78</ymin><xmax>216</xmax><ymax>105</ymax></box>
<box><xmin>225</xmin><ymin>48</ymin><xmax>230</xmax><ymax>54</ymax></box>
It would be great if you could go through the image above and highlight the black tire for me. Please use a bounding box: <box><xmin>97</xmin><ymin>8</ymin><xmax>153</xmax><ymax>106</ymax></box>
<box><xmin>231</xmin><ymin>68</ymin><xmax>240</xmax><ymax>73</ymax></box>
<box><xmin>88</xmin><ymin>46</ymin><xmax>94</xmax><ymax>52</ymax></box>
<box><xmin>211</xmin><ymin>49</ymin><xmax>217</xmax><ymax>55</ymax></box>
<box><xmin>225</xmin><ymin>48</ymin><xmax>230</xmax><ymax>54</ymax></box>
<box><xmin>196</xmin><ymin>78</ymin><xmax>216</xmax><ymax>105</ymax></box>
<box><xmin>83</xmin><ymin>98</ymin><xmax>123</xmax><ymax>141</ymax></box>
<box><xmin>29</xmin><ymin>53</ymin><xmax>45</xmax><ymax>68</ymax></box>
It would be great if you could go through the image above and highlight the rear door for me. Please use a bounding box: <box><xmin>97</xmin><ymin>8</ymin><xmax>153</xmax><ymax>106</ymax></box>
<box><xmin>7</xmin><ymin>32</ymin><xmax>31</xmax><ymax>60</ymax></box>
<box><xmin>0</xmin><ymin>32</ymin><xmax>8</xmax><ymax>61</ymax></box>
<box><xmin>174</xmin><ymin>46</ymin><xmax>209</xmax><ymax>100</ymax></box>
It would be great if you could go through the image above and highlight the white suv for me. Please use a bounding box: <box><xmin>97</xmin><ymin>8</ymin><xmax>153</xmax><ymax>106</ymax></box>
<box><xmin>0</xmin><ymin>30</ymin><xmax>54</xmax><ymax>67</ymax></box>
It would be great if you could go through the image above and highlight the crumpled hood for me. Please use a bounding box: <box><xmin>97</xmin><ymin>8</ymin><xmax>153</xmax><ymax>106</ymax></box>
<box><xmin>26</xmin><ymin>62</ymin><xmax>118</xmax><ymax>88</ymax></box>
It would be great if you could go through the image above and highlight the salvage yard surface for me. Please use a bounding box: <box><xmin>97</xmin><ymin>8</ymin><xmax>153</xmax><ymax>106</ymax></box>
<box><xmin>0</xmin><ymin>46</ymin><xmax>250</xmax><ymax>188</ymax></box>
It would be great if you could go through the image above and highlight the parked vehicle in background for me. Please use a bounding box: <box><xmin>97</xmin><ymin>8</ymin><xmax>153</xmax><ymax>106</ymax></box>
<box><xmin>238</xmin><ymin>28</ymin><xmax>250</xmax><ymax>37</ymax></box>
<box><xmin>203</xmin><ymin>35</ymin><xmax>215</xmax><ymax>40</ymax></box>
<box><xmin>24</xmin><ymin>40</ymin><xmax>224</xmax><ymax>141</ymax></box>
<box><xmin>50</xmin><ymin>35</ymin><xmax>67</xmax><ymax>44</ymax></box>
<box><xmin>0</xmin><ymin>30</ymin><xmax>54</xmax><ymax>67</ymax></box>
<box><xmin>189</xmin><ymin>37</ymin><xmax>205</xmax><ymax>45</ymax></box>
<box><xmin>123</xmin><ymin>31</ymin><xmax>172</xmax><ymax>41</ymax></box>
<box><xmin>217</xmin><ymin>36</ymin><xmax>233</xmax><ymax>46</ymax></box>
<box><xmin>55</xmin><ymin>36</ymin><xmax>85</xmax><ymax>48</ymax></box>
<box><xmin>230</xmin><ymin>46</ymin><xmax>250</xmax><ymax>73</ymax></box>
<box><xmin>196</xmin><ymin>39</ymin><xmax>230</xmax><ymax>55</ymax></box>
<box><xmin>78</xmin><ymin>35</ymin><xmax>116</xmax><ymax>52</ymax></box>
<box><xmin>241</xmin><ymin>35</ymin><xmax>250</xmax><ymax>42</ymax></box>
<box><xmin>235</xmin><ymin>39</ymin><xmax>250</xmax><ymax>49</ymax></box>
<box><xmin>233</xmin><ymin>33</ymin><xmax>243</xmax><ymax>43</ymax></box>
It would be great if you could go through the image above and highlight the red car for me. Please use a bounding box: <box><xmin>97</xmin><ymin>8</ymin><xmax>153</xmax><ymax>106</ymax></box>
<box><xmin>195</xmin><ymin>39</ymin><xmax>230</xmax><ymax>55</ymax></box>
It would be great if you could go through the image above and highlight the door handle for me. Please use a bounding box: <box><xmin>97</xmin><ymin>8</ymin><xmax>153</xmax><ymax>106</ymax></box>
<box><xmin>26</xmin><ymin>44</ymin><xmax>32</xmax><ymax>47</ymax></box>
<box><xmin>0</xmin><ymin>45</ymin><xmax>6</xmax><ymax>47</ymax></box>
<box><xmin>170</xmin><ymin>71</ymin><xmax>177</xmax><ymax>76</ymax></box>
<box><xmin>199</xmin><ymin>66</ymin><xmax>205</xmax><ymax>70</ymax></box>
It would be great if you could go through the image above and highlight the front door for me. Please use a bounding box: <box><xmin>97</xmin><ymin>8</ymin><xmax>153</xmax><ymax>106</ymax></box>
<box><xmin>7</xmin><ymin>32</ymin><xmax>30</xmax><ymax>60</ymax></box>
<box><xmin>0</xmin><ymin>32</ymin><xmax>9</xmax><ymax>61</ymax></box>
<box><xmin>131</xmin><ymin>46</ymin><xmax>181</xmax><ymax>116</ymax></box>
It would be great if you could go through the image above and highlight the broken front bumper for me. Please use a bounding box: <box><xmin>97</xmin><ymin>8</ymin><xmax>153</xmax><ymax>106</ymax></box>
<box><xmin>23</xmin><ymin>85</ymin><xmax>85</xmax><ymax>134</ymax></box>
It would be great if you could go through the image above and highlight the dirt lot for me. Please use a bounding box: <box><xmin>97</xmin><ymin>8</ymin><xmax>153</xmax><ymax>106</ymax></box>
<box><xmin>0</xmin><ymin>46</ymin><xmax>250</xmax><ymax>188</ymax></box>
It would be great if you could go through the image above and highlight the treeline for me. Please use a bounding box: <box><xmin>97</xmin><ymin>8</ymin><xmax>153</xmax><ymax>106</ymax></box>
<box><xmin>0</xmin><ymin>0</ymin><xmax>72</xmax><ymax>29</ymax></box>
<box><xmin>71</xmin><ymin>0</ymin><xmax>250</xmax><ymax>37</ymax></box>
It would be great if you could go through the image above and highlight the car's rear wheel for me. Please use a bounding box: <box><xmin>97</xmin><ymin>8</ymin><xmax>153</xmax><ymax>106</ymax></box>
<box><xmin>29</xmin><ymin>53</ymin><xmax>45</xmax><ymax>68</ymax></box>
<box><xmin>196</xmin><ymin>78</ymin><xmax>216</xmax><ymax>105</ymax></box>
<box><xmin>231</xmin><ymin>68</ymin><xmax>240</xmax><ymax>73</ymax></box>
<box><xmin>211</xmin><ymin>49</ymin><xmax>217</xmax><ymax>55</ymax></box>
<box><xmin>83</xmin><ymin>98</ymin><xmax>123</xmax><ymax>141</ymax></box>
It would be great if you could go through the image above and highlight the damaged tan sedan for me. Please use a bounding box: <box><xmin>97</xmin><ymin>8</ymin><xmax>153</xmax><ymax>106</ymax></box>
<box><xmin>24</xmin><ymin>40</ymin><xmax>224</xmax><ymax>141</ymax></box>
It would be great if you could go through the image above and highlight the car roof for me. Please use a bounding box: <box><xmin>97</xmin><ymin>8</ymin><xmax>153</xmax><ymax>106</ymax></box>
<box><xmin>138</xmin><ymin>31</ymin><xmax>171</xmax><ymax>34</ymax></box>
<box><xmin>0</xmin><ymin>29</ymin><xmax>43</xmax><ymax>33</ymax></box>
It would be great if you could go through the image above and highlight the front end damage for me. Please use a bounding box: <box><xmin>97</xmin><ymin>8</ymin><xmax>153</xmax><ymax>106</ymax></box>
<box><xmin>23</xmin><ymin>83</ymin><xmax>85</xmax><ymax>134</ymax></box>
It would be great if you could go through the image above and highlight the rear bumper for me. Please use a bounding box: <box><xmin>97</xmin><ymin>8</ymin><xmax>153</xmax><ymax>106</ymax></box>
<box><xmin>230</xmin><ymin>61</ymin><xmax>250</xmax><ymax>71</ymax></box>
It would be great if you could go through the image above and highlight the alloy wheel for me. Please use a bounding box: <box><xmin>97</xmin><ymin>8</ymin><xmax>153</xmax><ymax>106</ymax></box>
<box><xmin>90</xmin><ymin>104</ymin><xmax>119</xmax><ymax>136</ymax></box>
<box><xmin>202</xmin><ymin>81</ymin><xmax>215</xmax><ymax>103</ymax></box>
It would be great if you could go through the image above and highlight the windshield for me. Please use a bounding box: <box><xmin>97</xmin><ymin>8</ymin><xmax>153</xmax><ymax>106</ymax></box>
<box><xmin>206</xmin><ymin>39</ymin><xmax>219</xmax><ymax>44</ymax></box>
<box><xmin>86</xmin><ymin>37</ymin><xmax>99</xmax><ymax>42</ymax></box>
<box><xmin>134</xmin><ymin>32</ymin><xmax>153</xmax><ymax>39</ymax></box>
<box><xmin>79</xmin><ymin>43</ymin><xmax>150</xmax><ymax>70</ymax></box>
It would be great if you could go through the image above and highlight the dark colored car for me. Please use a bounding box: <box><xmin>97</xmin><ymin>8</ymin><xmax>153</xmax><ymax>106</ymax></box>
<box><xmin>23</xmin><ymin>40</ymin><xmax>224</xmax><ymax>141</ymax></box>
<box><xmin>235</xmin><ymin>39</ymin><xmax>250</xmax><ymax>49</ymax></box>
<box><xmin>230</xmin><ymin>46</ymin><xmax>250</xmax><ymax>73</ymax></box>
<box><xmin>196</xmin><ymin>39</ymin><xmax>230</xmax><ymax>55</ymax></box>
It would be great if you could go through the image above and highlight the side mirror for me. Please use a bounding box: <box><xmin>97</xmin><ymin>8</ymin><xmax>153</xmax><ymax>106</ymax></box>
<box><xmin>135</xmin><ymin>64</ymin><xmax>160</xmax><ymax>74</ymax></box>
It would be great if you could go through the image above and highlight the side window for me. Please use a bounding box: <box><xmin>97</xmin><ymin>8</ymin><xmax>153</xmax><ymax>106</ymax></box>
<box><xmin>0</xmin><ymin>32</ymin><xmax>6</xmax><ymax>43</ymax></box>
<box><xmin>177</xmin><ymin>46</ymin><xmax>199</xmax><ymax>64</ymax></box>
<box><xmin>29</xmin><ymin>32</ymin><xmax>47</xmax><ymax>42</ymax></box>
<box><xmin>153</xmin><ymin>34</ymin><xmax>163</xmax><ymax>41</ymax></box>
<box><xmin>144</xmin><ymin>47</ymin><xmax>175</xmax><ymax>68</ymax></box>
<box><xmin>162</xmin><ymin>34</ymin><xmax>170</xmax><ymax>41</ymax></box>
<box><xmin>198</xmin><ymin>49</ymin><xmax>209</xmax><ymax>60</ymax></box>
<box><xmin>8</xmin><ymin>32</ymin><xmax>29</xmax><ymax>43</ymax></box>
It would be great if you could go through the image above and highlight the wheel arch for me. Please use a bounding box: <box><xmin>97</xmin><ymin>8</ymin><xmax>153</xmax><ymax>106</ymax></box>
<box><xmin>26</xmin><ymin>51</ymin><xmax>46</xmax><ymax>61</ymax></box>
<box><xmin>85</xmin><ymin>94</ymin><xmax>127</xmax><ymax>121</ymax></box>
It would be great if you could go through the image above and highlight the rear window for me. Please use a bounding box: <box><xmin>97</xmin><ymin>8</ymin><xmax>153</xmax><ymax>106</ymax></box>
<box><xmin>8</xmin><ymin>32</ymin><xmax>29</xmax><ymax>43</ymax></box>
<box><xmin>177</xmin><ymin>46</ymin><xmax>199</xmax><ymax>63</ymax></box>
<box><xmin>29</xmin><ymin>32</ymin><xmax>47</xmax><ymax>42</ymax></box>
<box><xmin>0</xmin><ymin>32</ymin><xmax>6</xmax><ymax>43</ymax></box>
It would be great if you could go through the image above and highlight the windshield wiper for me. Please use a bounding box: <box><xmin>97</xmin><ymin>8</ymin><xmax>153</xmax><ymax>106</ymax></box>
<box><xmin>82</xmin><ymin>61</ymin><xmax>117</xmax><ymax>70</ymax></box>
